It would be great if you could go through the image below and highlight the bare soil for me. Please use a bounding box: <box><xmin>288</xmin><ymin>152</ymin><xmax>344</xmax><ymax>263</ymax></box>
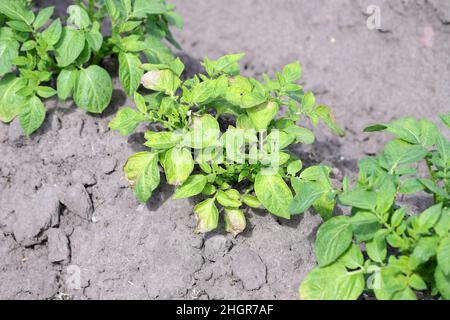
<box><xmin>0</xmin><ymin>0</ymin><xmax>449</xmax><ymax>299</ymax></box>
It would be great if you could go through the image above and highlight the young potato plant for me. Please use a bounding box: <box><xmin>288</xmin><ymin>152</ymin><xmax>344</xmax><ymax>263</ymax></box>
<box><xmin>109</xmin><ymin>54</ymin><xmax>344</xmax><ymax>235</ymax></box>
<box><xmin>0</xmin><ymin>0</ymin><xmax>182</xmax><ymax>135</ymax></box>
<box><xmin>300</xmin><ymin>116</ymin><xmax>450</xmax><ymax>300</ymax></box>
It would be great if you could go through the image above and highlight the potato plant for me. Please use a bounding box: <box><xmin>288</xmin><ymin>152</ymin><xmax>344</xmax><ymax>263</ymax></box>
<box><xmin>0</xmin><ymin>0</ymin><xmax>182</xmax><ymax>134</ymax></box>
<box><xmin>300</xmin><ymin>116</ymin><xmax>450</xmax><ymax>300</ymax></box>
<box><xmin>109</xmin><ymin>54</ymin><xmax>344</xmax><ymax>235</ymax></box>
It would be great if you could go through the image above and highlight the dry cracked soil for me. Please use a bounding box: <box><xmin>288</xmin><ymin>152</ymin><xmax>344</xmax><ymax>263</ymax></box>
<box><xmin>0</xmin><ymin>0</ymin><xmax>449</xmax><ymax>300</ymax></box>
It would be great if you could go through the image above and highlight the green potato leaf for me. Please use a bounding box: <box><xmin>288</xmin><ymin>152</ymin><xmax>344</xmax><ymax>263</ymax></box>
<box><xmin>216</xmin><ymin>190</ymin><xmax>242</xmax><ymax>208</ymax></box>
<box><xmin>56</xmin><ymin>69</ymin><xmax>79</xmax><ymax>100</ymax></box>
<box><xmin>437</xmin><ymin>236</ymin><xmax>450</xmax><ymax>276</ymax></box>
<box><xmin>288</xmin><ymin>180</ymin><xmax>326</xmax><ymax>215</ymax></box>
<box><xmin>41</xmin><ymin>18</ymin><xmax>62</xmax><ymax>46</ymax></box>
<box><xmin>19</xmin><ymin>95</ymin><xmax>46</xmax><ymax>135</ymax></box>
<box><xmin>0</xmin><ymin>73</ymin><xmax>27</xmax><ymax>123</ymax></box>
<box><xmin>435</xmin><ymin>266</ymin><xmax>450</xmax><ymax>300</ymax></box>
<box><xmin>54</xmin><ymin>27</ymin><xmax>85</xmax><ymax>67</ymax></box>
<box><xmin>247</xmin><ymin>100</ymin><xmax>278</xmax><ymax>130</ymax></box>
<box><xmin>0</xmin><ymin>1</ymin><xmax>34</xmax><ymax>24</ymax></box>
<box><xmin>173</xmin><ymin>175</ymin><xmax>208</xmax><ymax>199</ymax></box>
<box><xmin>299</xmin><ymin>263</ymin><xmax>364</xmax><ymax>300</ymax></box>
<box><xmin>109</xmin><ymin>107</ymin><xmax>145</xmax><ymax>135</ymax></box>
<box><xmin>74</xmin><ymin>65</ymin><xmax>112</xmax><ymax>113</ymax></box>
<box><xmin>119</xmin><ymin>52</ymin><xmax>144</xmax><ymax>97</ymax></box>
<box><xmin>144</xmin><ymin>131</ymin><xmax>182</xmax><ymax>149</ymax></box>
<box><xmin>315</xmin><ymin>216</ymin><xmax>353</xmax><ymax>267</ymax></box>
<box><xmin>33</xmin><ymin>6</ymin><xmax>54</xmax><ymax>30</ymax></box>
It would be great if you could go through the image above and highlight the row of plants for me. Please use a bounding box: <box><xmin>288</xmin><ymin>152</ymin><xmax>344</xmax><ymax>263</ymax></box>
<box><xmin>0</xmin><ymin>0</ymin><xmax>182</xmax><ymax>134</ymax></box>
<box><xmin>1</xmin><ymin>0</ymin><xmax>448</xmax><ymax>301</ymax></box>
<box><xmin>108</xmin><ymin>53</ymin><xmax>345</xmax><ymax>234</ymax></box>
<box><xmin>300</xmin><ymin>116</ymin><xmax>450</xmax><ymax>300</ymax></box>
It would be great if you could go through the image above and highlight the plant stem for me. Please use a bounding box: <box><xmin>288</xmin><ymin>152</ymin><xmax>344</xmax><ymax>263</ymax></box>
<box><xmin>88</xmin><ymin>0</ymin><xmax>95</xmax><ymax>20</ymax></box>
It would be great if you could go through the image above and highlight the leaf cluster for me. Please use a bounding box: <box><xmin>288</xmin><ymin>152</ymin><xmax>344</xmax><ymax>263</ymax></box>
<box><xmin>0</xmin><ymin>0</ymin><xmax>182</xmax><ymax>134</ymax></box>
<box><xmin>110</xmin><ymin>53</ymin><xmax>344</xmax><ymax>235</ymax></box>
<box><xmin>300</xmin><ymin>116</ymin><xmax>450</xmax><ymax>300</ymax></box>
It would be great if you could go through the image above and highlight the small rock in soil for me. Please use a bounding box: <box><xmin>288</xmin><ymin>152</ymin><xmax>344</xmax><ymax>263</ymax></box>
<box><xmin>12</xmin><ymin>186</ymin><xmax>61</xmax><ymax>247</ymax></box>
<box><xmin>191</xmin><ymin>236</ymin><xmax>204</xmax><ymax>249</ymax></box>
<box><xmin>102</xmin><ymin>157</ymin><xmax>118</xmax><ymax>174</ymax></box>
<box><xmin>7</xmin><ymin>118</ymin><xmax>25</xmax><ymax>146</ymax></box>
<box><xmin>204</xmin><ymin>235</ymin><xmax>232</xmax><ymax>262</ymax></box>
<box><xmin>59</xmin><ymin>183</ymin><xmax>94</xmax><ymax>220</ymax></box>
<box><xmin>47</xmin><ymin>228</ymin><xmax>70</xmax><ymax>263</ymax></box>
<box><xmin>232</xmin><ymin>249</ymin><xmax>267</xmax><ymax>291</ymax></box>
<box><xmin>51</xmin><ymin>113</ymin><xmax>62</xmax><ymax>131</ymax></box>
<box><xmin>72</xmin><ymin>169</ymin><xmax>97</xmax><ymax>186</ymax></box>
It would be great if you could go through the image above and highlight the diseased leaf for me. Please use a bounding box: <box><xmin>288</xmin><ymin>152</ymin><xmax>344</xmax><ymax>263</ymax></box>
<box><xmin>254</xmin><ymin>171</ymin><xmax>293</xmax><ymax>219</ymax></box>
<box><xmin>161</xmin><ymin>147</ymin><xmax>194</xmax><ymax>186</ymax></box>
<box><xmin>224</xmin><ymin>208</ymin><xmax>246</xmax><ymax>237</ymax></box>
<box><xmin>194</xmin><ymin>198</ymin><xmax>219</xmax><ymax>234</ymax></box>
<box><xmin>124</xmin><ymin>152</ymin><xmax>160</xmax><ymax>203</ymax></box>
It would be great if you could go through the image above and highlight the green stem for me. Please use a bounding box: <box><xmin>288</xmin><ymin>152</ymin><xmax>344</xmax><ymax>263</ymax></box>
<box><xmin>88</xmin><ymin>0</ymin><xmax>95</xmax><ymax>20</ymax></box>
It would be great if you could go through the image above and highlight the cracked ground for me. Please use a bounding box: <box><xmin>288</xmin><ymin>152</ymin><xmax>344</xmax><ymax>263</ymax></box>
<box><xmin>0</xmin><ymin>0</ymin><xmax>449</xmax><ymax>299</ymax></box>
